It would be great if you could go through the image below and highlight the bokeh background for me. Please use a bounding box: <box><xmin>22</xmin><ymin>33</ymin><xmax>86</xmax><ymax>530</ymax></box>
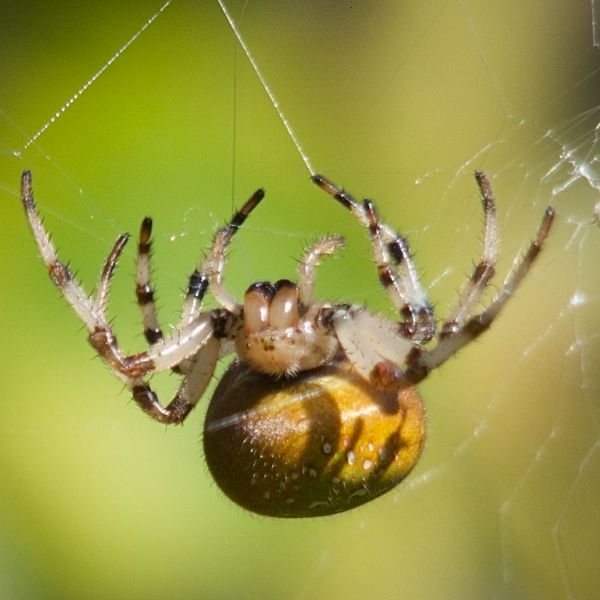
<box><xmin>1</xmin><ymin>1</ymin><xmax>599</xmax><ymax>598</ymax></box>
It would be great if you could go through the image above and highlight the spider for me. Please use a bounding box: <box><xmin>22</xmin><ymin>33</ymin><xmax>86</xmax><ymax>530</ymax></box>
<box><xmin>20</xmin><ymin>170</ymin><xmax>554</xmax><ymax>517</ymax></box>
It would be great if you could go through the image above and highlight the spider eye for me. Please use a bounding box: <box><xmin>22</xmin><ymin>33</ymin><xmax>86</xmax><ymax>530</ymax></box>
<box><xmin>203</xmin><ymin>360</ymin><xmax>426</xmax><ymax>517</ymax></box>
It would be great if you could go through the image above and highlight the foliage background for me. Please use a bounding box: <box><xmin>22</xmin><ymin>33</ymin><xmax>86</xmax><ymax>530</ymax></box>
<box><xmin>0</xmin><ymin>1</ymin><xmax>598</xmax><ymax>599</ymax></box>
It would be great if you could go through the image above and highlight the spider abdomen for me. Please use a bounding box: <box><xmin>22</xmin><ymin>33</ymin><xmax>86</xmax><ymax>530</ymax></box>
<box><xmin>203</xmin><ymin>359</ymin><xmax>426</xmax><ymax>517</ymax></box>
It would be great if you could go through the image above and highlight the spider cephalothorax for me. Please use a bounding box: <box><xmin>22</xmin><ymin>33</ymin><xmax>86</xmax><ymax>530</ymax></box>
<box><xmin>237</xmin><ymin>278</ymin><xmax>339</xmax><ymax>376</ymax></box>
<box><xmin>20</xmin><ymin>171</ymin><xmax>554</xmax><ymax>517</ymax></box>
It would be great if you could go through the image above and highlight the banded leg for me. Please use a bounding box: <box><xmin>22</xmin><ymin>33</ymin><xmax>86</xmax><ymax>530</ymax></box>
<box><xmin>298</xmin><ymin>235</ymin><xmax>345</xmax><ymax>307</ymax></box>
<box><xmin>136</xmin><ymin>217</ymin><xmax>164</xmax><ymax>344</ymax></box>
<box><xmin>21</xmin><ymin>171</ymin><xmax>215</xmax><ymax>379</ymax></box>
<box><xmin>440</xmin><ymin>171</ymin><xmax>499</xmax><ymax>337</ymax></box>
<box><xmin>21</xmin><ymin>171</ymin><xmax>231</xmax><ymax>424</ymax></box>
<box><xmin>404</xmin><ymin>206</ymin><xmax>555</xmax><ymax>383</ymax></box>
<box><xmin>93</xmin><ymin>233</ymin><xmax>131</xmax><ymax>319</ymax></box>
<box><xmin>312</xmin><ymin>174</ymin><xmax>435</xmax><ymax>342</ymax></box>
<box><xmin>22</xmin><ymin>171</ymin><xmax>105</xmax><ymax>331</ymax></box>
<box><xmin>130</xmin><ymin>337</ymin><xmax>220</xmax><ymax>424</ymax></box>
<box><xmin>180</xmin><ymin>187</ymin><xmax>265</xmax><ymax>322</ymax></box>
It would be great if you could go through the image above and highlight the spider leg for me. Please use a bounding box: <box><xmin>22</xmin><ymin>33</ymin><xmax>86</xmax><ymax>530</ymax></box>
<box><xmin>88</xmin><ymin>313</ymin><xmax>215</xmax><ymax>379</ymax></box>
<box><xmin>440</xmin><ymin>171</ymin><xmax>499</xmax><ymax>337</ymax></box>
<box><xmin>21</xmin><ymin>171</ymin><xmax>108</xmax><ymax>331</ymax></box>
<box><xmin>332</xmin><ymin>307</ymin><xmax>414</xmax><ymax>388</ymax></box>
<box><xmin>179</xmin><ymin>187</ymin><xmax>265</xmax><ymax>322</ymax></box>
<box><xmin>135</xmin><ymin>217</ymin><xmax>164</xmax><ymax>344</ymax></box>
<box><xmin>129</xmin><ymin>337</ymin><xmax>220</xmax><ymax>424</ymax></box>
<box><xmin>134</xmin><ymin>218</ymin><xmax>212</xmax><ymax>375</ymax></box>
<box><xmin>21</xmin><ymin>171</ymin><xmax>217</xmax><ymax>379</ymax></box>
<box><xmin>404</xmin><ymin>206</ymin><xmax>555</xmax><ymax>383</ymax></box>
<box><xmin>312</xmin><ymin>174</ymin><xmax>435</xmax><ymax>343</ymax></box>
<box><xmin>93</xmin><ymin>233</ymin><xmax>130</xmax><ymax>319</ymax></box>
<box><xmin>298</xmin><ymin>235</ymin><xmax>344</xmax><ymax>307</ymax></box>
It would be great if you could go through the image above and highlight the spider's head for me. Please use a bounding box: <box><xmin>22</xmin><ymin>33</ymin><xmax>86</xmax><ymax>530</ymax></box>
<box><xmin>238</xmin><ymin>279</ymin><xmax>303</xmax><ymax>376</ymax></box>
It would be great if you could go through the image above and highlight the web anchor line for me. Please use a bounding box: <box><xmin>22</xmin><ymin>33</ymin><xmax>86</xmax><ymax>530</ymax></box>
<box><xmin>217</xmin><ymin>0</ymin><xmax>315</xmax><ymax>176</ymax></box>
<box><xmin>21</xmin><ymin>0</ymin><xmax>173</xmax><ymax>152</ymax></box>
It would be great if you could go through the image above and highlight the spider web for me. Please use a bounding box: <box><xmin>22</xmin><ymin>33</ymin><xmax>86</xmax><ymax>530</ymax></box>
<box><xmin>0</xmin><ymin>1</ymin><xmax>599</xmax><ymax>599</ymax></box>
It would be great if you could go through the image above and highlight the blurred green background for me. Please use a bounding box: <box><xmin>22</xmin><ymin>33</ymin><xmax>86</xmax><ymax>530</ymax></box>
<box><xmin>1</xmin><ymin>1</ymin><xmax>599</xmax><ymax>599</ymax></box>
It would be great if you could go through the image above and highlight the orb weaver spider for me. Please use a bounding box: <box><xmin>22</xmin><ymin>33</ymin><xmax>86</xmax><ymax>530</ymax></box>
<box><xmin>20</xmin><ymin>170</ymin><xmax>554</xmax><ymax>517</ymax></box>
